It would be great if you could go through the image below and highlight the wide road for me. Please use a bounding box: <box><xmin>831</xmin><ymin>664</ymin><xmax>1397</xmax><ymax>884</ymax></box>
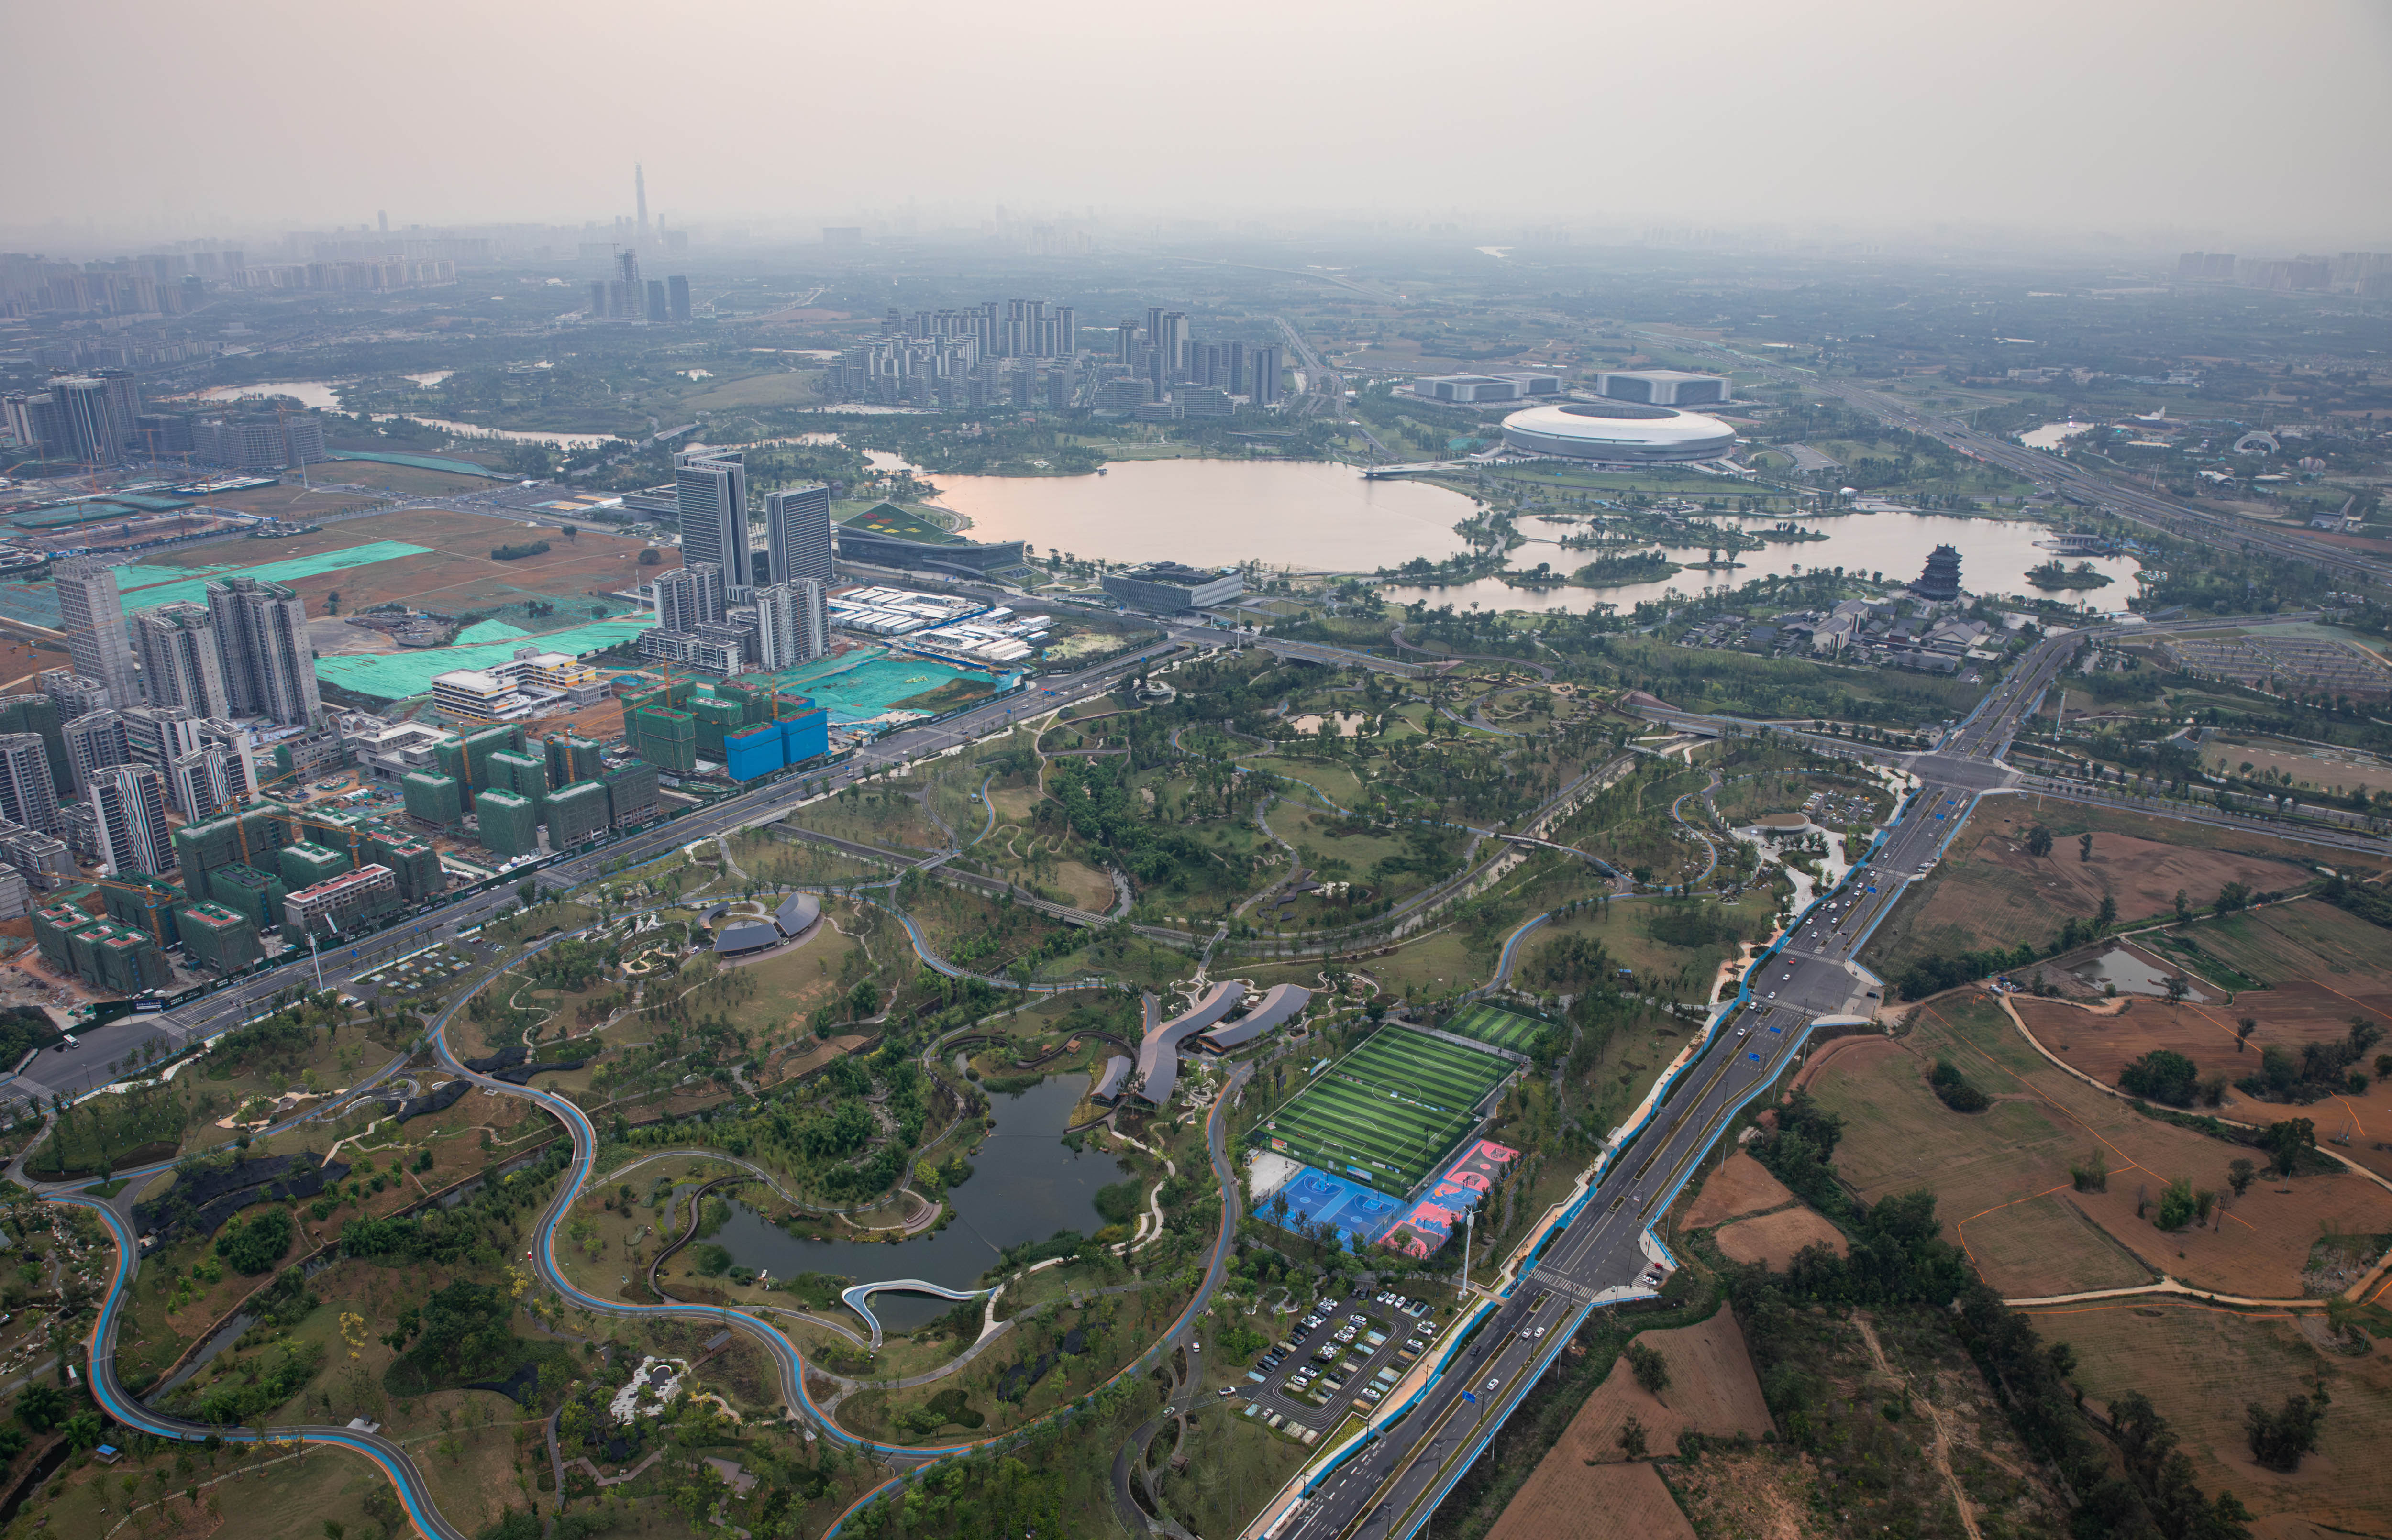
<box><xmin>1265</xmin><ymin>627</ymin><xmax>2081</xmax><ymax>1540</ymax></box>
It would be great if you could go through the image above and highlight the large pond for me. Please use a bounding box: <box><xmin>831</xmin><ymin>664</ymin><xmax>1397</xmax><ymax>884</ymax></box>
<box><xmin>712</xmin><ymin>1075</ymin><xmax>1129</xmax><ymax>1333</ymax></box>
<box><xmin>1384</xmin><ymin>508</ymin><xmax>2142</xmax><ymax>615</ymax></box>
<box><xmin>903</xmin><ymin>457</ymin><xmax>1476</xmax><ymax>573</ymax></box>
<box><xmin>170</xmin><ymin>379</ymin><xmax>616</xmax><ymax>448</ymax></box>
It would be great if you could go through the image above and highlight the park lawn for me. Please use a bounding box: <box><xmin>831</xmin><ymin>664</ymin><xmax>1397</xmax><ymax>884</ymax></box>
<box><xmin>1243</xmin><ymin>754</ymin><xmax>1373</xmax><ymax>812</ymax></box>
<box><xmin>791</xmin><ymin>789</ymin><xmax>951</xmax><ymax>855</ymax></box>
<box><xmin>33</xmin><ymin>1433</ymin><xmax>412</xmax><ymax>1540</ymax></box>
<box><xmin>697</xmin><ymin>924</ymin><xmax>861</xmax><ymax>1044</ymax></box>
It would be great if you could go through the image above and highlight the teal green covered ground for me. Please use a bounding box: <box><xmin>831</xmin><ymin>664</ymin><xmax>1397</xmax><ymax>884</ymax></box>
<box><xmin>115</xmin><ymin>541</ymin><xmax>434</xmax><ymax>609</ymax></box>
<box><xmin>315</xmin><ymin>617</ymin><xmax>654</xmax><ymax>700</ymax></box>
<box><xmin>326</xmin><ymin>450</ymin><xmax>513</xmax><ymax>478</ymax></box>
<box><xmin>748</xmin><ymin>647</ymin><xmax>999</xmax><ymax>725</ymax></box>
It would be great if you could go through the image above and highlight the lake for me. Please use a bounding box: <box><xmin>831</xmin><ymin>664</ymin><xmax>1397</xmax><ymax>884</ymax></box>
<box><xmin>1385</xmin><ymin>508</ymin><xmax>2143</xmax><ymax>615</ymax></box>
<box><xmin>2019</xmin><ymin>421</ymin><xmax>2097</xmax><ymax>451</ymax></box>
<box><xmin>711</xmin><ymin>1075</ymin><xmax>1128</xmax><ymax>1332</ymax></box>
<box><xmin>170</xmin><ymin>378</ymin><xmax>616</xmax><ymax>448</ymax></box>
<box><xmin>908</xmin><ymin>458</ymin><xmax>1476</xmax><ymax>572</ymax></box>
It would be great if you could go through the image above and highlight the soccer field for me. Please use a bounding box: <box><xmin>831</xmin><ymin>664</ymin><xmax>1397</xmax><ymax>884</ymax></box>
<box><xmin>1257</xmin><ymin>1028</ymin><xmax>1513</xmax><ymax>1196</ymax></box>
<box><xmin>1442</xmin><ymin>1002</ymin><xmax>1549</xmax><ymax>1055</ymax></box>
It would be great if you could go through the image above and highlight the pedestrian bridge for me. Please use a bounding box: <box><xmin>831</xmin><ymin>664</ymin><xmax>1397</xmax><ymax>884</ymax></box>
<box><xmin>840</xmin><ymin>1278</ymin><xmax>993</xmax><ymax>1349</ymax></box>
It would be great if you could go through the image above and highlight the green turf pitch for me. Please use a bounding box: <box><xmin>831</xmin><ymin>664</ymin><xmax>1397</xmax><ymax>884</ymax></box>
<box><xmin>1441</xmin><ymin>1003</ymin><xmax>1548</xmax><ymax>1054</ymax></box>
<box><xmin>1257</xmin><ymin>1028</ymin><xmax>1512</xmax><ymax>1195</ymax></box>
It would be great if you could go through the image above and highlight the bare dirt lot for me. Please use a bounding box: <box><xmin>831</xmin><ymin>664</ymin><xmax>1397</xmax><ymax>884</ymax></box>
<box><xmin>1486</xmin><ymin>1458</ymin><xmax>1697</xmax><ymax>1540</ymax></box>
<box><xmin>1808</xmin><ymin>995</ymin><xmax>2392</xmax><ymax>1300</ymax></box>
<box><xmin>1716</xmin><ymin>1209</ymin><xmax>1849</xmax><ymax>1269</ymax></box>
<box><xmin>2028</xmin><ymin>1301</ymin><xmax>2392</xmax><ymax>1536</ymax></box>
<box><xmin>1866</xmin><ymin>797</ymin><xmax>2377</xmax><ymax>980</ymax></box>
<box><xmin>144</xmin><ymin>507</ymin><xmax>668</xmax><ymax>635</ymax></box>
<box><xmin>1682</xmin><ymin>1151</ymin><xmax>1798</xmax><ymax>1229</ymax></box>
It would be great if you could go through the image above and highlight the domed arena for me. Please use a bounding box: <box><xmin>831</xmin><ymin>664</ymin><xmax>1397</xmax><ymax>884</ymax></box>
<box><xmin>1499</xmin><ymin>400</ymin><xmax>1738</xmax><ymax>462</ymax></box>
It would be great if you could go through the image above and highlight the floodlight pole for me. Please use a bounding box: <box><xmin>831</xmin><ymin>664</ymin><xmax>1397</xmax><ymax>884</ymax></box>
<box><xmin>306</xmin><ymin>929</ymin><xmax>325</xmax><ymax>993</ymax></box>
<box><xmin>1459</xmin><ymin>1209</ymin><xmax>1472</xmax><ymax>1300</ymax></box>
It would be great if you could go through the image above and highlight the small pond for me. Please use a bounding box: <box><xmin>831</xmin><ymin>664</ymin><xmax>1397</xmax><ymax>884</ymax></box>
<box><xmin>2067</xmin><ymin>945</ymin><xmax>2211</xmax><ymax>1002</ymax></box>
<box><xmin>710</xmin><ymin>1075</ymin><xmax>1129</xmax><ymax>1333</ymax></box>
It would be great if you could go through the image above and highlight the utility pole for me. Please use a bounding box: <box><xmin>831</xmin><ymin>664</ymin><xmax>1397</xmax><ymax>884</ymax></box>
<box><xmin>1459</xmin><ymin>1209</ymin><xmax>1473</xmax><ymax>1299</ymax></box>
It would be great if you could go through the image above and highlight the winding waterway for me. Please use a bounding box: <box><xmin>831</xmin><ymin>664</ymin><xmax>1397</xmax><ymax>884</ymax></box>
<box><xmin>712</xmin><ymin>1075</ymin><xmax>1126</xmax><ymax>1332</ymax></box>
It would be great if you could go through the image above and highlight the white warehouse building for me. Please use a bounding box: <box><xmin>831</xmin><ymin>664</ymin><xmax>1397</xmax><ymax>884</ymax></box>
<box><xmin>1498</xmin><ymin>401</ymin><xmax>1738</xmax><ymax>463</ymax></box>
<box><xmin>1595</xmin><ymin>369</ymin><xmax>1731</xmax><ymax>407</ymax></box>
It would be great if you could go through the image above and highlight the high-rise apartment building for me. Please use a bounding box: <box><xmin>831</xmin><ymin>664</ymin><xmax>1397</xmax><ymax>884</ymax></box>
<box><xmin>645</xmin><ymin>279</ymin><xmax>668</xmax><ymax>324</ymax></box>
<box><xmin>37</xmin><ymin>670</ymin><xmax>109</xmax><ymax>724</ymax></box>
<box><xmin>205</xmin><ymin>577</ymin><xmax>321</xmax><ymax>726</ymax></box>
<box><xmin>1250</xmin><ymin>344</ymin><xmax>1284</xmax><ymax>406</ymax></box>
<box><xmin>52</xmin><ymin>558</ymin><xmax>141</xmax><ymax>708</ymax></box>
<box><xmin>667</xmin><ymin>275</ymin><xmax>691</xmax><ymax>324</ymax></box>
<box><xmin>652</xmin><ymin>562</ymin><xmax>727</xmax><ymax>633</ymax></box>
<box><xmin>673</xmin><ymin>449</ymin><xmax>750</xmax><ymax>588</ymax></box>
<box><xmin>169</xmin><ymin>748</ymin><xmax>243</xmax><ymax>822</ymax></box>
<box><xmin>89</xmin><ymin>765</ymin><xmax>174</xmax><ymax>877</ymax></box>
<box><xmin>764</xmin><ymin>484</ymin><xmax>833</xmax><ymax>588</ymax></box>
<box><xmin>132</xmin><ymin>602</ymin><xmax>232</xmax><ymax>718</ymax></box>
<box><xmin>755</xmin><ymin>580</ymin><xmax>829</xmax><ymax>671</ymax></box>
<box><xmin>0</xmin><ymin>735</ymin><xmax>58</xmax><ymax>836</ymax></box>
<box><xmin>62</xmin><ymin>710</ymin><xmax>131</xmax><ymax>795</ymax></box>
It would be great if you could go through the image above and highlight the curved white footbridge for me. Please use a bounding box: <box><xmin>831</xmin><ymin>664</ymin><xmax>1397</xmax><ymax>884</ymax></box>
<box><xmin>840</xmin><ymin>1279</ymin><xmax>996</xmax><ymax>1350</ymax></box>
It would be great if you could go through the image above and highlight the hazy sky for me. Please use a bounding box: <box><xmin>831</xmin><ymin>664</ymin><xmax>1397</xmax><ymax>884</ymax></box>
<box><xmin>9</xmin><ymin>0</ymin><xmax>2389</xmax><ymax>251</ymax></box>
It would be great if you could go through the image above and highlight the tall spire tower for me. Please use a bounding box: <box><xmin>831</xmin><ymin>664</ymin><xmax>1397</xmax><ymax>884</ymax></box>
<box><xmin>635</xmin><ymin>163</ymin><xmax>649</xmax><ymax>252</ymax></box>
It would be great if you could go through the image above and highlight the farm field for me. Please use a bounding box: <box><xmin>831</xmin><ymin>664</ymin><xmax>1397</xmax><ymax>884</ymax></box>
<box><xmin>1715</xmin><ymin>1208</ymin><xmax>1849</xmax><ymax>1269</ymax></box>
<box><xmin>2153</xmin><ymin>897</ymin><xmax>2392</xmax><ymax>995</ymax></box>
<box><xmin>1442</xmin><ymin>1002</ymin><xmax>1548</xmax><ymax>1055</ymax></box>
<box><xmin>2027</xmin><ymin>1302</ymin><xmax>2392</xmax><ymax>1536</ymax></box>
<box><xmin>2016</xmin><ymin>988</ymin><xmax>2392</xmax><ymax>1182</ymax></box>
<box><xmin>1496</xmin><ymin>1308</ymin><xmax>1772</xmax><ymax>1493</ymax></box>
<box><xmin>1865</xmin><ymin>797</ymin><xmax>2340</xmax><ymax>979</ymax></box>
<box><xmin>1806</xmin><ymin>994</ymin><xmax>2392</xmax><ymax>1300</ymax></box>
<box><xmin>1254</xmin><ymin>1026</ymin><xmax>1513</xmax><ymax>1195</ymax></box>
<box><xmin>1485</xmin><ymin>1460</ymin><xmax>1696</xmax><ymax>1540</ymax></box>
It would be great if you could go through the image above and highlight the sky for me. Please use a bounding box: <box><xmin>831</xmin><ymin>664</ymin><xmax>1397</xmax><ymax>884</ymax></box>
<box><xmin>8</xmin><ymin>0</ymin><xmax>2390</xmax><ymax>252</ymax></box>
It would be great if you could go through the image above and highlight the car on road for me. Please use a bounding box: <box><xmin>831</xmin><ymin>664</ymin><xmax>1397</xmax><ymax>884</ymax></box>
<box><xmin>1484</xmin><ymin>1376</ymin><xmax>1501</xmax><ymax>1392</ymax></box>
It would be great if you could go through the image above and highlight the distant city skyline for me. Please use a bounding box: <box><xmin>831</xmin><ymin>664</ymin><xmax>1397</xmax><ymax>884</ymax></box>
<box><xmin>3</xmin><ymin>0</ymin><xmax>2386</xmax><ymax>251</ymax></box>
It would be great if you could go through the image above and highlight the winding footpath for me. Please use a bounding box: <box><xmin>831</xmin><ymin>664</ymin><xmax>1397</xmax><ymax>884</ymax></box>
<box><xmin>39</xmin><ymin>912</ymin><xmax>1256</xmax><ymax>1540</ymax></box>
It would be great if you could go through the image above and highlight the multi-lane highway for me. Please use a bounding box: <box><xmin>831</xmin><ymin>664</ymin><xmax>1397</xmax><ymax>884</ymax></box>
<box><xmin>1258</xmin><ymin>627</ymin><xmax>2089</xmax><ymax>1540</ymax></box>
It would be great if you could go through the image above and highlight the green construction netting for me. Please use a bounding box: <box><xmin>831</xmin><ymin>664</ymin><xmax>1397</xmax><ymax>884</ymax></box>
<box><xmin>751</xmin><ymin>647</ymin><xmax>1000</xmax><ymax>725</ymax></box>
<box><xmin>315</xmin><ymin>616</ymin><xmax>654</xmax><ymax>700</ymax></box>
<box><xmin>326</xmin><ymin>451</ymin><xmax>514</xmax><ymax>478</ymax></box>
<box><xmin>114</xmin><ymin>541</ymin><xmax>433</xmax><ymax>609</ymax></box>
<box><xmin>454</xmin><ymin>619</ymin><xmax>531</xmax><ymax>645</ymax></box>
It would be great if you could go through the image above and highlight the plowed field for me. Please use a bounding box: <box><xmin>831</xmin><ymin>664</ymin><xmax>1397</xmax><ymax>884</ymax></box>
<box><xmin>1716</xmin><ymin>1208</ymin><xmax>1849</xmax><ymax>1269</ymax></box>
<box><xmin>1486</xmin><ymin>1459</ymin><xmax>1695</xmax><ymax>1540</ymax></box>
<box><xmin>1683</xmin><ymin>1151</ymin><xmax>1797</xmax><ymax>1229</ymax></box>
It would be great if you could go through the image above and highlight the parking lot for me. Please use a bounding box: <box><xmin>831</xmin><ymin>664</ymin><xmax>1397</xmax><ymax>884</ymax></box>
<box><xmin>1227</xmin><ymin>1288</ymin><xmax>1450</xmax><ymax>1432</ymax></box>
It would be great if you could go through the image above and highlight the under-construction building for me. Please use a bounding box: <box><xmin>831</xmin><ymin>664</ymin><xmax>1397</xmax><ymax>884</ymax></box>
<box><xmin>173</xmin><ymin>808</ymin><xmax>289</xmax><ymax>905</ymax></box>
<box><xmin>603</xmin><ymin>761</ymin><xmax>661</xmax><ymax>828</ymax></box>
<box><xmin>486</xmin><ymin>749</ymin><xmax>549</xmax><ymax>817</ymax></box>
<box><xmin>282</xmin><ymin>863</ymin><xmax>400</xmax><ymax>938</ymax></box>
<box><xmin>102</xmin><ymin>876</ymin><xmax>183</xmax><ymax>948</ymax></box>
<box><xmin>433</xmin><ymin>724</ymin><xmax>525</xmax><ymax>807</ymax></box>
<box><xmin>277</xmin><ymin>841</ymin><xmax>352</xmax><ymax>892</ymax></box>
<box><xmin>367</xmin><ymin>833</ymin><xmax>443</xmax><ymax>903</ymax></box>
<box><xmin>624</xmin><ymin>680</ymin><xmax>698</xmax><ymax>775</ymax></box>
<box><xmin>545</xmin><ymin>781</ymin><xmax>610</xmax><ymax>849</ymax></box>
<box><xmin>207</xmin><ymin>863</ymin><xmax>286</xmax><ymax>931</ymax></box>
<box><xmin>544</xmin><ymin>735</ymin><xmax>604</xmax><ymax>787</ymax></box>
<box><xmin>475</xmin><ymin>788</ymin><xmax>539</xmax><ymax>858</ymax></box>
<box><xmin>34</xmin><ymin>903</ymin><xmax>169</xmax><ymax>993</ymax></box>
<box><xmin>177</xmin><ymin>901</ymin><xmax>262</xmax><ymax>974</ymax></box>
<box><xmin>403</xmin><ymin>771</ymin><xmax>465</xmax><ymax>830</ymax></box>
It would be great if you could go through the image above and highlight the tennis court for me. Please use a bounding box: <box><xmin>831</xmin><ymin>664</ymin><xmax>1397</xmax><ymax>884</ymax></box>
<box><xmin>1443</xmin><ymin>1002</ymin><xmax>1549</xmax><ymax>1055</ymax></box>
<box><xmin>1255</xmin><ymin>1027</ymin><xmax>1513</xmax><ymax>1197</ymax></box>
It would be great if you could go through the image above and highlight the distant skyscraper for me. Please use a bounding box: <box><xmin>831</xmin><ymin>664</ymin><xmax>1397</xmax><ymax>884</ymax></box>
<box><xmin>133</xmin><ymin>603</ymin><xmax>231</xmax><ymax>718</ymax></box>
<box><xmin>1055</xmin><ymin>306</ymin><xmax>1076</xmax><ymax>356</ymax></box>
<box><xmin>674</xmin><ymin>449</ymin><xmax>751</xmax><ymax>587</ymax></box>
<box><xmin>646</xmin><ymin>279</ymin><xmax>668</xmax><ymax>323</ymax></box>
<box><xmin>205</xmin><ymin>577</ymin><xmax>321</xmax><ymax>726</ymax></box>
<box><xmin>1227</xmin><ymin>344</ymin><xmax>1247</xmax><ymax>396</ymax></box>
<box><xmin>635</xmin><ymin>163</ymin><xmax>649</xmax><ymax>249</ymax></box>
<box><xmin>765</xmin><ymin>484</ymin><xmax>833</xmax><ymax>589</ymax></box>
<box><xmin>0</xmin><ymin>734</ymin><xmax>59</xmax><ymax>836</ymax></box>
<box><xmin>89</xmin><ymin>765</ymin><xmax>174</xmax><ymax>877</ymax></box>
<box><xmin>1118</xmin><ymin>320</ymin><xmax>1139</xmax><ymax>365</ymax></box>
<box><xmin>52</xmin><ymin>558</ymin><xmax>140</xmax><ymax>709</ymax></box>
<box><xmin>1251</xmin><ymin>344</ymin><xmax>1284</xmax><ymax>406</ymax></box>
<box><xmin>587</xmin><ymin>279</ymin><xmax>607</xmax><ymax>319</ymax></box>
<box><xmin>1157</xmin><ymin>313</ymin><xmax>1190</xmax><ymax>379</ymax></box>
<box><xmin>755</xmin><ymin>580</ymin><xmax>828</xmax><ymax>671</ymax></box>
<box><xmin>667</xmin><ymin>275</ymin><xmax>691</xmax><ymax>324</ymax></box>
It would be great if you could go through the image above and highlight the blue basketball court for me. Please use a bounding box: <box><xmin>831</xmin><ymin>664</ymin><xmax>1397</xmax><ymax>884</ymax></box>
<box><xmin>1270</xmin><ymin>1166</ymin><xmax>1403</xmax><ymax>1252</ymax></box>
